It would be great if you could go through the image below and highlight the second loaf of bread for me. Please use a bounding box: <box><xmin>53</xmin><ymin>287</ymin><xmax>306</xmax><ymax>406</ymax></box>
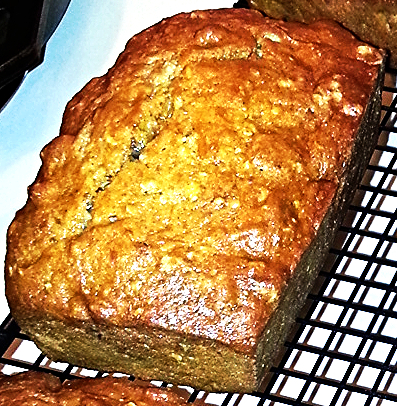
<box><xmin>248</xmin><ymin>0</ymin><xmax>397</xmax><ymax>68</ymax></box>
<box><xmin>5</xmin><ymin>8</ymin><xmax>385</xmax><ymax>393</ymax></box>
<box><xmin>0</xmin><ymin>372</ymin><xmax>187</xmax><ymax>405</ymax></box>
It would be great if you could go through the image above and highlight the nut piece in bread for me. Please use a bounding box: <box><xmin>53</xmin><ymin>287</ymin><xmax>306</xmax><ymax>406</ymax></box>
<box><xmin>248</xmin><ymin>0</ymin><xmax>397</xmax><ymax>68</ymax></box>
<box><xmin>5</xmin><ymin>8</ymin><xmax>385</xmax><ymax>393</ymax></box>
<box><xmin>0</xmin><ymin>372</ymin><xmax>187</xmax><ymax>405</ymax></box>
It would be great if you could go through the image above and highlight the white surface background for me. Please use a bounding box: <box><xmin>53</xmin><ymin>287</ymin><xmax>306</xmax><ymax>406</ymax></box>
<box><xmin>0</xmin><ymin>0</ymin><xmax>235</xmax><ymax>323</ymax></box>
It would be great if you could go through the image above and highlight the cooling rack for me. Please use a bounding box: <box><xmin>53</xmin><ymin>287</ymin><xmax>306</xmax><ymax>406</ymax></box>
<box><xmin>0</xmin><ymin>71</ymin><xmax>396</xmax><ymax>406</ymax></box>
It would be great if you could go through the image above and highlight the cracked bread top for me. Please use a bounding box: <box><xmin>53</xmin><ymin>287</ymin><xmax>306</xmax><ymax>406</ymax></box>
<box><xmin>6</xmin><ymin>9</ymin><xmax>384</xmax><ymax>353</ymax></box>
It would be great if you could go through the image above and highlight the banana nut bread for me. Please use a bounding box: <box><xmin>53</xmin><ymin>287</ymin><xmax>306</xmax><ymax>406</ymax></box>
<box><xmin>0</xmin><ymin>372</ymin><xmax>187</xmax><ymax>405</ymax></box>
<box><xmin>5</xmin><ymin>8</ymin><xmax>385</xmax><ymax>393</ymax></box>
<box><xmin>247</xmin><ymin>0</ymin><xmax>397</xmax><ymax>68</ymax></box>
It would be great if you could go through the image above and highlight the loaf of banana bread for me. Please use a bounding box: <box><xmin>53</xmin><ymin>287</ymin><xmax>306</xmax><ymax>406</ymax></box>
<box><xmin>5</xmin><ymin>8</ymin><xmax>385</xmax><ymax>393</ymax></box>
<box><xmin>0</xmin><ymin>372</ymin><xmax>187</xmax><ymax>405</ymax></box>
<box><xmin>247</xmin><ymin>0</ymin><xmax>397</xmax><ymax>68</ymax></box>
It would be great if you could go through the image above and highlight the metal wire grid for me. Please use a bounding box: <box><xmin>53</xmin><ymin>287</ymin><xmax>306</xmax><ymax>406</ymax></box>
<box><xmin>253</xmin><ymin>70</ymin><xmax>397</xmax><ymax>405</ymax></box>
<box><xmin>0</xmin><ymin>69</ymin><xmax>396</xmax><ymax>406</ymax></box>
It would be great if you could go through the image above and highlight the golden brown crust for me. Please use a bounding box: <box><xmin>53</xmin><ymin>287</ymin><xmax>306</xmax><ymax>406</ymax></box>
<box><xmin>0</xmin><ymin>372</ymin><xmax>186</xmax><ymax>405</ymax></box>
<box><xmin>248</xmin><ymin>0</ymin><xmax>397</xmax><ymax>68</ymax></box>
<box><xmin>5</xmin><ymin>8</ymin><xmax>385</xmax><ymax>392</ymax></box>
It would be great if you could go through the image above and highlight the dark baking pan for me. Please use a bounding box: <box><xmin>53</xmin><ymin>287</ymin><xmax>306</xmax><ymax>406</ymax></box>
<box><xmin>0</xmin><ymin>0</ymin><xmax>71</xmax><ymax>111</ymax></box>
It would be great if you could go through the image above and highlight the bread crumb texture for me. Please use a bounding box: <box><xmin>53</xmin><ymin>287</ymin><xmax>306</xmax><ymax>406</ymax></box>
<box><xmin>5</xmin><ymin>8</ymin><xmax>383</xmax><ymax>390</ymax></box>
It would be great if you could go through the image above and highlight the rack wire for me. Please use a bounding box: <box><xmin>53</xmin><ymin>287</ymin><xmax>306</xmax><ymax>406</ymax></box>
<box><xmin>0</xmin><ymin>67</ymin><xmax>396</xmax><ymax>405</ymax></box>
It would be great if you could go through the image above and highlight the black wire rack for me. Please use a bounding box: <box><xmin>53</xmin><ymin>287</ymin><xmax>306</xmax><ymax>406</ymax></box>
<box><xmin>0</xmin><ymin>67</ymin><xmax>396</xmax><ymax>405</ymax></box>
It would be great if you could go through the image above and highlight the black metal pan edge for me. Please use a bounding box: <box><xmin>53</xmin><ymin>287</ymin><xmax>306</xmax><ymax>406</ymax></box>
<box><xmin>0</xmin><ymin>0</ymin><xmax>71</xmax><ymax>111</ymax></box>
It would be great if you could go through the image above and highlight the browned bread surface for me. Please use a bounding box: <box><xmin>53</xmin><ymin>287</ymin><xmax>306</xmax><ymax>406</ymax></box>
<box><xmin>248</xmin><ymin>0</ymin><xmax>397</xmax><ymax>68</ymax></box>
<box><xmin>5</xmin><ymin>8</ymin><xmax>385</xmax><ymax>393</ymax></box>
<box><xmin>0</xmin><ymin>372</ymin><xmax>186</xmax><ymax>405</ymax></box>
